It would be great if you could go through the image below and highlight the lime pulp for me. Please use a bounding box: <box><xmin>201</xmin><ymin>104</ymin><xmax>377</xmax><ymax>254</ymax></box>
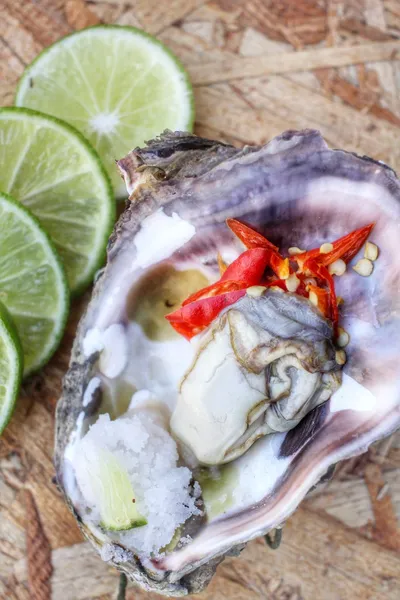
<box><xmin>0</xmin><ymin>107</ymin><xmax>114</xmax><ymax>295</ymax></box>
<box><xmin>0</xmin><ymin>191</ymin><xmax>69</xmax><ymax>375</ymax></box>
<box><xmin>0</xmin><ymin>300</ymin><xmax>23</xmax><ymax>434</ymax></box>
<box><xmin>15</xmin><ymin>25</ymin><xmax>194</xmax><ymax>198</ymax></box>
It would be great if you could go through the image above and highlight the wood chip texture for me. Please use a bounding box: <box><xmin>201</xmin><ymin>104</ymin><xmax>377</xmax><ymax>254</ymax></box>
<box><xmin>0</xmin><ymin>1</ymin><xmax>399</xmax><ymax>599</ymax></box>
<box><xmin>24</xmin><ymin>490</ymin><xmax>52</xmax><ymax>600</ymax></box>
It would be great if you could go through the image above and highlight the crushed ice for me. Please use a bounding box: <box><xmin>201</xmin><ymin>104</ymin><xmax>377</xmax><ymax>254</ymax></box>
<box><xmin>73</xmin><ymin>411</ymin><xmax>201</xmax><ymax>556</ymax></box>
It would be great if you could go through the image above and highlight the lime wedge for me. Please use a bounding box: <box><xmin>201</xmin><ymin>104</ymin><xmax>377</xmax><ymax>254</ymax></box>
<box><xmin>0</xmin><ymin>192</ymin><xmax>69</xmax><ymax>376</ymax></box>
<box><xmin>0</xmin><ymin>108</ymin><xmax>114</xmax><ymax>294</ymax></box>
<box><xmin>0</xmin><ymin>301</ymin><xmax>23</xmax><ymax>434</ymax></box>
<box><xmin>15</xmin><ymin>25</ymin><xmax>194</xmax><ymax>198</ymax></box>
<box><xmin>95</xmin><ymin>450</ymin><xmax>146</xmax><ymax>531</ymax></box>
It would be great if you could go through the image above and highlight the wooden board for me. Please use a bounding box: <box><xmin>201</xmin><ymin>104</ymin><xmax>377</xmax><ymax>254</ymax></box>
<box><xmin>1</xmin><ymin>1</ymin><xmax>400</xmax><ymax>598</ymax></box>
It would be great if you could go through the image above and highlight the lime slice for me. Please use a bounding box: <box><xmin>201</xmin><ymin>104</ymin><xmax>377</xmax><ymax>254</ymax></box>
<box><xmin>0</xmin><ymin>192</ymin><xmax>69</xmax><ymax>376</ymax></box>
<box><xmin>0</xmin><ymin>108</ymin><xmax>114</xmax><ymax>294</ymax></box>
<box><xmin>0</xmin><ymin>301</ymin><xmax>23</xmax><ymax>434</ymax></box>
<box><xmin>94</xmin><ymin>450</ymin><xmax>146</xmax><ymax>531</ymax></box>
<box><xmin>15</xmin><ymin>25</ymin><xmax>194</xmax><ymax>198</ymax></box>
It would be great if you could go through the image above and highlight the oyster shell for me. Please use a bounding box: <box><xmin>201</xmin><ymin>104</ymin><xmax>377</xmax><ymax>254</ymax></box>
<box><xmin>55</xmin><ymin>129</ymin><xmax>400</xmax><ymax>596</ymax></box>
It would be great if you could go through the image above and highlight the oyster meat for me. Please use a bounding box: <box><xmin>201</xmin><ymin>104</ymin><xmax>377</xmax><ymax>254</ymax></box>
<box><xmin>171</xmin><ymin>292</ymin><xmax>341</xmax><ymax>465</ymax></box>
<box><xmin>56</xmin><ymin>130</ymin><xmax>400</xmax><ymax>596</ymax></box>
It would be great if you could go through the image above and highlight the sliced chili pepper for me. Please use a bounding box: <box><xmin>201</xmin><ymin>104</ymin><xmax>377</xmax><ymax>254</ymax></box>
<box><xmin>294</xmin><ymin>278</ymin><xmax>308</xmax><ymax>298</ymax></box>
<box><xmin>320</xmin><ymin>223</ymin><xmax>374</xmax><ymax>266</ymax></box>
<box><xmin>226</xmin><ymin>218</ymin><xmax>279</xmax><ymax>251</ymax></box>
<box><xmin>168</xmin><ymin>321</ymin><xmax>202</xmax><ymax>339</ymax></box>
<box><xmin>263</xmin><ymin>278</ymin><xmax>287</xmax><ymax>291</ymax></box>
<box><xmin>296</xmin><ymin>272</ymin><xmax>315</xmax><ymax>293</ymax></box>
<box><xmin>293</xmin><ymin>248</ymin><xmax>320</xmax><ymax>269</ymax></box>
<box><xmin>260</xmin><ymin>277</ymin><xmax>287</xmax><ymax>291</ymax></box>
<box><xmin>182</xmin><ymin>279</ymin><xmax>247</xmax><ymax>306</ymax></box>
<box><xmin>270</xmin><ymin>255</ymin><xmax>290</xmax><ymax>279</ymax></box>
<box><xmin>226</xmin><ymin>219</ymin><xmax>289</xmax><ymax>279</ymax></box>
<box><xmin>307</xmin><ymin>284</ymin><xmax>330</xmax><ymax>319</ymax></box>
<box><xmin>217</xmin><ymin>252</ymin><xmax>227</xmax><ymax>275</ymax></box>
<box><xmin>183</xmin><ymin>248</ymin><xmax>275</xmax><ymax>307</ymax></box>
<box><xmin>166</xmin><ymin>289</ymin><xmax>247</xmax><ymax>340</ymax></box>
<box><xmin>304</xmin><ymin>259</ymin><xmax>338</xmax><ymax>331</ymax></box>
<box><xmin>167</xmin><ymin>218</ymin><xmax>375</xmax><ymax>341</ymax></box>
<box><xmin>221</xmin><ymin>247</ymin><xmax>271</xmax><ymax>285</ymax></box>
<box><xmin>295</xmin><ymin>224</ymin><xmax>375</xmax><ymax>269</ymax></box>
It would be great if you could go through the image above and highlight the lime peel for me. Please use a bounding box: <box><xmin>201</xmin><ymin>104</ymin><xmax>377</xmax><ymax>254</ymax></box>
<box><xmin>15</xmin><ymin>25</ymin><xmax>194</xmax><ymax>198</ymax></box>
<box><xmin>0</xmin><ymin>300</ymin><xmax>23</xmax><ymax>435</ymax></box>
<box><xmin>0</xmin><ymin>107</ymin><xmax>115</xmax><ymax>295</ymax></box>
<box><xmin>0</xmin><ymin>191</ymin><xmax>69</xmax><ymax>376</ymax></box>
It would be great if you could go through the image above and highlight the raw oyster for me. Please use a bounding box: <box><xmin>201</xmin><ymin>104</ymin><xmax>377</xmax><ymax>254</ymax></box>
<box><xmin>56</xmin><ymin>129</ymin><xmax>400</xmax><ymax>596</ymax></box>
<box><xmin>171</xmin><ymin>292</ymin><xmax>341</xmax><ymax>465</ymax></box>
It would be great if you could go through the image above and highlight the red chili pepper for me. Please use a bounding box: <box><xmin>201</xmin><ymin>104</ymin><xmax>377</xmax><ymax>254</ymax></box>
<box><xmin>295</xmin><ymin>224</ymin><xmax>375</xmax><ymax>269</ymax></box>
<box><xmin>226</xmin><ymin>220</ymin><xmax>289</xmax><ymax>279</ymax></box>
<box><xmin>167</xmin><ymin>321</ymin><xmax>202</xmax><ymax>339</ymax></box>
<box><xmin>166</xmin><ymin>218</ymin><xmax>374</xmax><ymax>341</ymax></box>
<box><xmin>271</xmin><ymin>255</ymin><xmax>290</xmax><ymax>279</ymax></box>
<box><xmin>183</xmin><ymin>279</ymin><xmax>247</xmax><ymax>306</ymax></box>
<box><xmin>307</xmin><ymin>284</ymin><xmax>330</xmax><ymax>319</ymax></box>
<box><xmin>263</xmin><ymin>278</ymin><xmax>287</xmax><ymax>291</ymax></box>
<box><xmin>320</xmin><ymin>223</ymin><xmax>374</xmax><ymax>266</ymax></box>
<box><xmin>183</xmin><ymin>247</ymin><xmax>277</xmax><ymax>307</ymax></box>
<box><xmin>221</xmin><ymin>247</ymin><xmax>273</xmax><ymax>284</ymax></box>
<box><xmin>294</xmin><ymin>275</ymin><xmax>309</xmax><ymax>298</ymax></box>
<box><xmin>166</xmin><ymin>289</ymin><xmax>247</xmax><ymax>340</ymax></box>
<box><xmin>304</xmin><ymin>259</ymin><xmax>338</xmax><ymax>331</ymax></box>
<box><xmin>226</xmin><ymin>218</ymin><xmax>278</xmax><ymax>251</ymax></box>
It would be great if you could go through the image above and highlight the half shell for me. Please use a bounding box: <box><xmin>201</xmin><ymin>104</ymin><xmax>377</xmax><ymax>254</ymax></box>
<box><xmin>55</xmin><ymin>129</ymin><xmax>400</xmax><ymax>596</ymax></box>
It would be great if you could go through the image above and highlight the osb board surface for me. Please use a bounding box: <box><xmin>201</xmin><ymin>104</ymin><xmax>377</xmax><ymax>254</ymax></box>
<box><xmin>1</xmin><ymin>1</ymin><xmax>400</xmax><ymax>599</ymax></box>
